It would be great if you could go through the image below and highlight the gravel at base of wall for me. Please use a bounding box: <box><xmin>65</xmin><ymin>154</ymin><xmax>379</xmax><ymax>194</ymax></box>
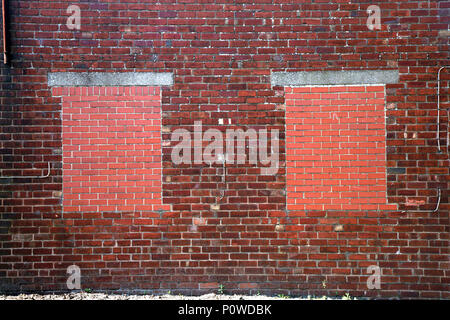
<box><xmin>0</xmin><ymin>292</ymin><xmax>355</xmax><ymax>300</ymax></box>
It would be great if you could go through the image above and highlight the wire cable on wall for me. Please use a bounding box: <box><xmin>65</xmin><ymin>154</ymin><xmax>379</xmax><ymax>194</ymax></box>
<box><xmin>0</xmin><ymin>162</ymin><xmax>51</xmax><ymax>179</ymax></box>
<box><xmin>437</xmin><ymin>66</ymin><xmax>450</xmax><ymax>153</ymax></box>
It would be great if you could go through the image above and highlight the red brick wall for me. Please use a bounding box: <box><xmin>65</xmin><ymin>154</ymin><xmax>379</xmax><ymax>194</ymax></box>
<box><xmin>286</xmin><ymin>85</ymin><xmax>397</xmax><ymax>211</ymax></box>
<box><xmin>0</xmin><ymin>0</ymin><xmax>448</xmax><ymax>298</ymax></box>
<box><xmin>58</xmin><ymin>86</ymin><xmax>163</xmax><ymax>213</ymax></box>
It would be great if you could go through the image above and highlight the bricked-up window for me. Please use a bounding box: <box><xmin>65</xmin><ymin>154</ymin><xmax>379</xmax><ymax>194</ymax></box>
<box><xmin>54</xmin><ymin>86</ymin><xmax>164</xmax><ymax>213</ymax></box>
<box><xmin>285</xmin><ymin>85</ymin><xmax>397</xmax><ymax>211</ymax></box>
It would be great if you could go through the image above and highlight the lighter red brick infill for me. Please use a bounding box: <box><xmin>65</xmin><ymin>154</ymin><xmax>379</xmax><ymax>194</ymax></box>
<box><xmin>55</xmin><ymin>86</ymin><xmax>163</xmax><ymax>213</ymax></box>
<box><xmin>285</xmin><ymin>85</ymin><xmax>397</xmax><ymax>211</ymax></box>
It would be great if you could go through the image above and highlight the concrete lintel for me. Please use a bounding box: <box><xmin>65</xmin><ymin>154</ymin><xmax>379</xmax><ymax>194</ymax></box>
<box><xmin>271</xmin><ymin>70</ymin><xmax>399</xmax><ymax>86</ymax></box>
<box><xmin>48</xmin><ymin>72</ymin><xmax>173</xmax><ymax>87</ymax></box>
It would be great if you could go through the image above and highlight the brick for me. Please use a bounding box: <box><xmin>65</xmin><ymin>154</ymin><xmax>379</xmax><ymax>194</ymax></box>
<box><xmin>0</xmin><ymin>0</ymin><xmax>448</xmax><ymax>299</ymax></box>
<box><xmin>286</xmin><ymin>86</ymin><xmax>393</xmax><ymax>212</ymax></box>
<box><xmin>61</xmin><ymin>87</ymin><xmax>162</xmax><ymax>214</ymax></box>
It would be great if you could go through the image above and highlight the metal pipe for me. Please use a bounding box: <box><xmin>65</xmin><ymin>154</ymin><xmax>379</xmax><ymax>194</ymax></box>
<box><xmin>431</xmin><ymin>188</ymin><xmax>441</xmax><ymax>213</ymax></box>
<box><xmin>401</xmin><ymin>187</ymin><xmax>441</xmax><ymax>213</ymax></box>
<box><xmin>1</xmin><ymin>0</ymin><xmax>6</xmax><ymax>64</ymax></box>
<box><xmin>0</xmin><ymin>162</ymin><xmax>51</xmax><ymax>179</ymax></box>
<box><xmin>400</xmin><ymin>67</ymin><xmax>448</xmax><ymax>213</ymax></box>
<box><xmin>437</xmin><ymin>66</ymin><xmax>450</xmax><ymax>152</ymax></box>
<box><xmin>218</xmin><ymin>163</ymin><xmax>226</xmax><ymax>202</ymax></box>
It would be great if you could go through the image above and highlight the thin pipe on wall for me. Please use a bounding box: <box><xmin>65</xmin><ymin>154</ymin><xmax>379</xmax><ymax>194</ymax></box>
<box><xmin>437</xmin><ymin>66</ymin><xmax>450</xmax><ymax>153</ymax></box>
<box><xmin>1</xmin><ymin>0</ymin><xmax>6</xmax><ymax>64</ymax></box>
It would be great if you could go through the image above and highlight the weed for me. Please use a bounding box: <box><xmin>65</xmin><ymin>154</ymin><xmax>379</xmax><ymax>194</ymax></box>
<box><xmin>218</xmin><ymin>284</ymin><xmax>224</xmax><ymax>295</ymax></box>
